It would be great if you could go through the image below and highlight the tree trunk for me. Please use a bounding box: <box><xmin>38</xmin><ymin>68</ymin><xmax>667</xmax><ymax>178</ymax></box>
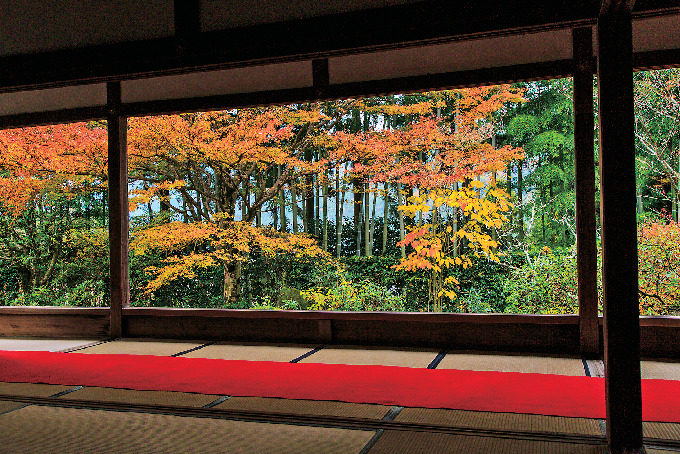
<box><xmin>507</xmin><ymin>162</ymin><xmax>512</xmax><ymax>194</ymax></box>
<box><xmin>369</xmin><ymin>184</ymin><xmax>377</xmax><ymax>256</ymax></box>
<box><xmin>304</xmin><ymin>160</ymin><xmax>314</xmax><ymax>235</ymax></box>
<box><xmin>337</xmin><ymin>167</ymin><xmax>345</xmax><ymax>258</ymax></box>
<box><xmin>517</xmin><ymin>160</ymin><xmax>524</xmax><ymax>241</ymax></box>
<box><xmin>452</xmin><ymin>182</ymin><xmax>459</xmax><ymax>257</ymax></box>
<box><xmin>316</xmin><ymin>175</ymin><xmax>321</xmax><ymax>237</ymax></box>
<box><xmin>354</xmin><ymin>177</ymin><xmax>362</xmax><ymax>257</ymax></box>
<box><xmin>272</xmin><ymin>189</ymin><xmax>279</xmax><ymax>230</ymax></box>
<box><xmin>291</xmin><ymin>182</ymin><xmax>298</xmax><ymax>233</ymax></box>
<box><xmin>322</xmin><ymin>176</ymin><xmax>328</xmax><ymax>252</ymax></box>
<box><xmin>160</xmin><ymin>189</ymin><xmax>171</xmax><ymax>221</ymax></box>
<box><xmin>18</xmin><ymin>266</ymin><xmax>31</xmax><ymax>295</ymax></box>
<box><xmin>637</xmin><ymin>191</ymin><xmax>644</xmax><ymax>217</ymax></box>
<box><xmin>256</xmin><ymin>175</ymin><xmax>264</xmax><ymax>227</ymax></box>
<box><xmin>397</xmin><ymin>184</ymin><xmax>406</xmax><ymax>259</ymax></box>
<box><xmin>242</xmin><ymin>178</ymin><xmax>249</xmax><ymax>222</ymax></box>
<box><xmin>278</xmin><ymin>166</ymin><xmax>286</xmax><ymax>232</ymax></box>
<box><xmin>677</xmin><ymin>154</ymin><xmax>680</xmax><ymax>223</ymax></box>
<box><xmin>382</xmin><ymin>183</ymin><xmax>389</xmax><ymax>255</ymax></box>
<box><xmin>364</xmin><ymin>182</ymin><xmax>371</xmax><ymax>256</ymax></box>
<box><xmin>672</xmin><ymin>181</ymin><xmax>678</xmax><ymax>223</ymax></box>
<box><xmin>222</xmin><ymin>260</ymin><xmax>242</xmax><ymax>305</ymax></box>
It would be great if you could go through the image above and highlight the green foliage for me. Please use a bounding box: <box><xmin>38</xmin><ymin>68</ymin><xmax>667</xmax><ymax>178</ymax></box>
<box><xmin>507</xmin><ymin>114</ymin><xmax>540</xmax><ymax>143</ymax></box>
<box><xmin>503</xmin><ymin>249</ymin><xmax>578</xmax><ymax>314</ymax></box>
<box><xmin>342</xmin><ymin>256</ymin><xmax>428</xmax><ymax>311</ymax></box>
<box><xmin>0</xmin><ymin>265</ymin><xmax>19</xmax><ymax>304</ymax></box>
<box><xmin>451</xmin><ymin>256</ymin><xmax>514</xmax><ymax>313</ymax></box>
<box><xmin>503</xmin><ymin>79</ymin><xmax>576</xmax><ymax>250</ymax></box>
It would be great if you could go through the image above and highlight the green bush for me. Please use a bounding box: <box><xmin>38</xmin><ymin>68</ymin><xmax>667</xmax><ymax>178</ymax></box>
<box><xmin>342</xmin><ymin>256</ymin><xmax>428</xmax><ymax>311</ymax></box>
<box><xmin>503</xmin><ymin>249</ymin><xmax>578</xmax><ymax>314</ymax></box>
<box><xmin>450</xmin><ymin>256</ymin><xmax>515</xmax><ymax>313</ymax></box>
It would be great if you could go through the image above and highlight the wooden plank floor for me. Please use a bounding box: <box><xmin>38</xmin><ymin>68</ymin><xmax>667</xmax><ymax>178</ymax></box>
<box><xmin>2</xmin><ymin>337</ymin><xmax>680</xmax><ymax>452</ymax></box>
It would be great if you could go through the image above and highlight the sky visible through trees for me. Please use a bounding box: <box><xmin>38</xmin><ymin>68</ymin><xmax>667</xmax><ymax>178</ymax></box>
<box><xmin>1</xmin><ymin>71</ymin><xmax>679</xmax><ymax>315</ymax></box>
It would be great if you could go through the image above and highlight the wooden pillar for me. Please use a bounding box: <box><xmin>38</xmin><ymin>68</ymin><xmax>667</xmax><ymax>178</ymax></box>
<box><xmin>312</xmin><ymin>59</ymin><xmax>330</xmax><ymax>99</ymax></box>
<box><xmin>573</xmin><ymin>27</ymin><xmax>599</xmax><ymax>359</ymax></box>
<box><xmin>107</xmin><ymin>82</ymin><xmax>129</xmax><ymax>338</ymax></box>
<box><xmin>597</xmin><ymin>5</ymin><xmax>643</xmax><ymax>452</ymax></box>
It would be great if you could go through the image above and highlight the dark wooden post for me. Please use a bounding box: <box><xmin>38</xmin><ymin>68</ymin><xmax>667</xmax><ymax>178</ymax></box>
<box><xmin>313</xmin><ymin>58</ymin><xmax>330</xmax><ymax>99</ymax></box>
<box><xmin>573</xmin><ymin>27</ymin><xmax>599</xmax><ymax>359</ymax></box>
<box><xmin>597</xmin><ymin>4</ymin><xmax>643</xmax><ymax>452</ymax></box>
<box><xmin>107</xmin><ymin>82</ymin><xmax>129</xmax><ymax>338</ymax></box>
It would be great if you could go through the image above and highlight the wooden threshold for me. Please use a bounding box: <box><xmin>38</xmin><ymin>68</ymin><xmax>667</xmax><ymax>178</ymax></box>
<box><xmin>2</xmin><ymin>307</ymin><xmax>680</xmax><ymax>358</ymax></box>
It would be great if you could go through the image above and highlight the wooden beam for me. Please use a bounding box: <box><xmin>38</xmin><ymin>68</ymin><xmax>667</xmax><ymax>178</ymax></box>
<box><xmin>573</xmin><ymin>27</ymin><xmax>599</xmax><ymax>359</ymax></box>
<box><xmin>0</xmin><ymin>1</ymin><xmax>601</xmax><ymax>93</ymax></box>
<box><xmin>5</xmin><ymin>44</ymin><xmax>680</xmax><ymax>130</ymax></box>
<box><xmin>120</xmin><ymin>58</ymin><xmax>573</xmax><ymax>118</ymax></box>
<box><xmin>0</xmin><ymin>307</ymin><xmax>109</xmax><ymax>338</ymax></box>
<box><xmin>0</xmin><ymin>106</ymin><xmax>107</xmax><ymax>130</ymax></box>
<box><xmin>634</xmin><ymin>47</ymin><xmax>680</xmax><ymax>70</ymax></box>
<box><xmin>312</xmin><ymin>59</ymin><xmax>330</xmax><ymax>99</ymax></box>
<box><xmin>107</xmin><ymin>82</ymin><xmax>130</xmax><ymax>338</ymax></box>
<box><xmin>174</xmin><ymin>0</ymin><xmax>200</xmax><ymax>54</ymax></box>
<box><xmin>3</xmin><ymin>305</ymin><xmax>680</xmax><ymax>358</ymax></box>
<box><xmin>1</xmin><ymin>2</ymin><xmax>678</xmax><ymax>94</ymax></box>
<box><xmin>122</xmin><ymin>309</ymin><xmax>580</xmax><ymax>353</ymax></box>
<box><xmin>597</xmin><ymin>9</ymin><xmax>643</xmax><ymax>452</ymax></box>
<box><xmin>601</xmin><ymin>0</ymin><xmax>636</xmax><ymax>15</ymax></box>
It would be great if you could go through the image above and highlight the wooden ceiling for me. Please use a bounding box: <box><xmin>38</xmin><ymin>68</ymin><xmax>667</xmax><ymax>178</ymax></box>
<box><xmin>0</xmin><ymin>0</ymin><xmax>678</xmax><ymax>125</ymax></box>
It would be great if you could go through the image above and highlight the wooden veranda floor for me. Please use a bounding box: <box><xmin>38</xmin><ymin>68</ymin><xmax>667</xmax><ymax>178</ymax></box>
<box><xmin>1</xmin><ymin>337</ymin><xmax>679</xmax><ymax>453</ymax></box>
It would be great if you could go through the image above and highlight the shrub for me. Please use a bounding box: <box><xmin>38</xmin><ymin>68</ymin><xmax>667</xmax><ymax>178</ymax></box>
<box><xmin>638</xmin><ymin>221</ymin><xmax>680</xmax><ymax>315</ymax></box>
<box><xmin>302</xmin><ymin>279</ymin><xmax>406</xmax><ymax>312</ymax></box>
<box><xmin>504</xmin><ymin>248</ymin><xmax>578</xmax><ymax>314</ymax></box>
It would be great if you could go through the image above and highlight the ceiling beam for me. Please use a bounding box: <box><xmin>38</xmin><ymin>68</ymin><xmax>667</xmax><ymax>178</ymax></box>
<box><xmin>0</xmin><ymin>0</ymin><xmax>599</xmax><ymax>93</ymax></box>
<box><xmin>601</xmin><ymin>0</ymin><xmax>636</xmax><ymax>14</ymax></box>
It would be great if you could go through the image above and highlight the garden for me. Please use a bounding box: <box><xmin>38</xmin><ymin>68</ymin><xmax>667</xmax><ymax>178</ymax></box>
<box><xmin>1</xmin><ymin>71</ymin><xmax>679</xmax><ymax>316</ymax></box>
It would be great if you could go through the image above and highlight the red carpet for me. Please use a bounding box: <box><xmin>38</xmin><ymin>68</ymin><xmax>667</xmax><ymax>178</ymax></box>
<box><xmin>0</xmin><ymin>350</ymin><xmax>678</xmax><ymax>422</ymax></box>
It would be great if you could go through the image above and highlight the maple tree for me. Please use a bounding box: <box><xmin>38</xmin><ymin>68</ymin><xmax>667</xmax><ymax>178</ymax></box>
<box><xmin>0</xmin><ymin>123</ymin><xmax>107</xmax><ymax>296</ymax></box>
<box><xmin>127</xmin><ymin>105</ymin><xmax>361</xmax><ymax>302</ymax></box>
<box><xmin>343</xmin><ymin>88</ymin><xmax>525</xmax><ymax>310</ymax></box>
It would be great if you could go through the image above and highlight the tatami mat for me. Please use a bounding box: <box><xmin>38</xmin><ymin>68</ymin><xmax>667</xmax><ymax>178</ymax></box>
<box><xmin>0</xmin><ymin>338</ymin><xmax>101</xmax><ymax>352</ymax></box>
<box><xmin>642</xmin><ymin>361</ymin><xmax>680</xmax><ymax>380</ymax></box>
<box><xmin>76</xmin><ymin>338</ymin><xmax>205</xmax><ymax>356</ymax></box>
<box><xmin>0</xmin><ymin>382</ymin><xmax>77</xmax><ymax>417</ymax></box>
<box><xmin>182</xmin><ymin>342</ymin><xmax>315</xmax><ymax>362</ymax></box>
<box><xmin>0</xmin><ymin>381</ymin><xmax>74</xmax><ymax>397</ymax></box>
<box><xmin>368</xmin><ymin>430</ymin><xmax>606</xmax><ymax>453</ymax></box>
<box><xmin>59</xmin><ymin>386</ymin><xmax>221</xmax><ymax>407</ymax></box>
<box><xmin>0</xmin><ymin>401</ymin><xmax>25</xmax><ymax>414</ymax></box>
<box><xmin>644</xmin><ymin>422</ymin><xmax>680</xmax><ymax>440</ymax></box>
<box><xmin>396</xmin><ymin>407</ymin><xmax>601</xmax><ymax>435</ymax></box>
<box><xmin>298</xmin><ymin>345</ymin><xmax>439</xmax><ymax>368</ymax></box>
<box><xmin>0</xmin><ymin>405</ymin><xmax>374</xmax><ymax>453</ymax></box>
<box><xmin>214</xmin><ymin>396</ymin><xmax>391</xmax><ymax>419</ymax></box>
<box><xmin>437</xmin><ymin>353</ymin><xmax>586</xmax><ymax>376</ymax></box>
<box><xmin>585</xmin><ymin>360</ymin><xmax>604</xmax><ymax>378</ymax></box>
